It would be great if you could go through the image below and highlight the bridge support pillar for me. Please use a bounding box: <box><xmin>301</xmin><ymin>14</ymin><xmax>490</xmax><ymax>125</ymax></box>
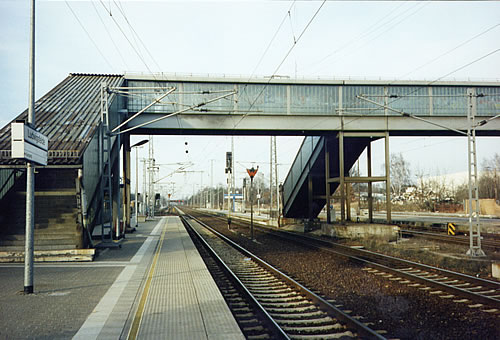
<box><xmin>332</xmin><ymin>132</ymin><xmax>391</xmax><ymax>224</ymax></box>
<box><xmin>123</xmin><ymin>135</ymin><xmax>131</xmax><ymax>231</ymax></box>
<box><xmin>112</xmin><ymin>153</ymin><xmax>121</xmax><ymax>238</ymax></box>
<box><xmin>385</xmin><ymin>132</ymin><xmax>391</xmax><ymax>223</ymax></box>
<box><xmin>339</xmin><ymin>132</ymin><xmax>346</xmax><ymax>223</ymax></box>
<box><xmin>346</xmin><ymin>182</ymin><xmax>352</xmax><ymax>221</ymax></box>
<box><xmin>325</xmin><ymin>138</ymin><xmax>331</xmax><ymax>224</ymax></box>
<box><xmin>367</xmin><ymin>142</ymin><xmax>373</xmax><ymax>223</ymax></box>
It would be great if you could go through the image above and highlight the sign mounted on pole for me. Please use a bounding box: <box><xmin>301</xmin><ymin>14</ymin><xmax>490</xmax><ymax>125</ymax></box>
<box><xmin>447</xmin><ymin>222</ymin><xmax>456</xmax><ymax>236</ymax></box>
<box><xmin>11</xmin><ymin>122</ymin><xmax>48</xmax><ymax>166</ymax></box>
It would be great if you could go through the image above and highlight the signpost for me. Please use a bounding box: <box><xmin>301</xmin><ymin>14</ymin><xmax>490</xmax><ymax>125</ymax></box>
<box><xmin>11</xmin><ymin>121</ymin><xmax>48</xmax><ymax>295</ymax></box>
<box><xmin>447</xmin><ymin>223</ymin><xmax>456</xmax><ymax>236</ymax></box>
<box><xmin>246</xmin><ymin>166</ymin><xmax>259</xmax><ymax>240</ymax></box>
<box><xmin>11</xmin><ymin>122</ymin><xmax>48</xmax><ymax>166</ymax></box>
<box><xmin>225</xmin><ymin>152</ymin><xmax>232</xmax><ymax>229</ymax></box>
<box><xmin>12</xmin><ymin>0</ymin><xmax>47</xmax><ymax>294</ymax></box>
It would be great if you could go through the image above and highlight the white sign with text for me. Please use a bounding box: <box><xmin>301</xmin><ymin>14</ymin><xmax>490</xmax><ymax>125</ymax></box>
<box><xmin>11</xmin><ymin>122</ymin><xmax>48</xmax><ymax>166</ymax></box>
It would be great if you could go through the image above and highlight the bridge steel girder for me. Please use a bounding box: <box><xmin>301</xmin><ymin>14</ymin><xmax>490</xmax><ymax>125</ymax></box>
<box><xmin>123</xmin><ymin>114</ymin><xmax>500</xmax><ymax>137</ymax></box>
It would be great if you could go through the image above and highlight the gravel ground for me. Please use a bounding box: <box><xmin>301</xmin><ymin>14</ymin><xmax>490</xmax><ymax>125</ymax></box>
<box><xmin>340</xmin><ymin>236</ymin><xmax>498</xmax><ymax>279</ymax></box>
<box><xmin>192</xmin><ymin>213</ymin><xmax>500</xmax><ymax>340</ymax></box>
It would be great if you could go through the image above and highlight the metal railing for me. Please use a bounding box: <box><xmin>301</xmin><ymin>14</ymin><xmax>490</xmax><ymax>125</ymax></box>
<box><xmin>0</xmin><ymin>168</ymin><xmax>24</xmax><ymax>202</ymax></box>
<box><xmin>282</xmin><ymin>136</ymin><xmax>323</xmax><ymax>214</ymax></box>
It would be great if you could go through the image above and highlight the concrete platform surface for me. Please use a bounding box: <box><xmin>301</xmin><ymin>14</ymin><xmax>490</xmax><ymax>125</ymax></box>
<box><xmin>0</xmin><ymin>216</ymin><xmax>243</xmax><ymax>340</ymax></box>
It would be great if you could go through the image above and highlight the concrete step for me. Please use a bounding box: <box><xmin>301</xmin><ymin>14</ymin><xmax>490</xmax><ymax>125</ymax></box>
<box><xmin>0</xmin><ymin>244</ymin><xmax>80</xmax><ymax>252</ymax></box>
<box><xmin>1</xmin><ymin>225</ymin><xmax>80</xmax><ymax>233</ymax></box>
<box><xmin>7</xmin><ymin>210</ymin><xmax>78</xmax><ymax>219</ymax></box>
<box><xmin>0</xmin><ymin>238</ymin><xmax>79</xmax><ymax>247</ymax></box>
<box><xmin>7</xmin><ymin>215</ymin><xmax>78</xmax><ymax>224</ymax></box>
<box><xmin>0</xmin><ymin>233</ymin><xmax>80</xmax><ymax>240</ymax></box>
<box><xmin>0</xmin><ymin>248</ymin><xmax>95</xmax><ymax>262</ymax></box>
<box><xmin>0</xmin><ymin>227</ymin><xmax>82</xmax><ymax>240</ymax></box>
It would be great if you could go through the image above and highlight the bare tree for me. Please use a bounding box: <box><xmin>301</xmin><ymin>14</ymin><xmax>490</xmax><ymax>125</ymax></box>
<box><xmin>454</xmin><ymin>153</ymin><xmax>500</xmax><ymax>203</ymax></box>
<box><xmin>480</xmin><ymin>153</ymin><xmax>500</xmax><ymax>201</ymax></box>
<box><xmin>390</xmin><ymin>153</ymin><xmax>412</xmax><ymax>197</ymax></box>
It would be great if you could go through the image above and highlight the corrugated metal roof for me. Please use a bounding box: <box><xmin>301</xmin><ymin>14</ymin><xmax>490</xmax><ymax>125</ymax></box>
<box><xmin>0</xmin><ymin>74</ymin><xmax>124</xmax><ymax>165</ymax></box>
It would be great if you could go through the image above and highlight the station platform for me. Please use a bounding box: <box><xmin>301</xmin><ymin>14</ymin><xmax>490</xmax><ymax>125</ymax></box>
<box><xmin>0</xmin><ymin>216</ymin><xmax>244</xmax><ymax>340</ymax></box>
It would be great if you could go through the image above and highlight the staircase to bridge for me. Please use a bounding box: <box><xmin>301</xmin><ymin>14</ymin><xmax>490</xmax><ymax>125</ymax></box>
<box><xmin>0</xmin><ymin>169</ymin><xmax>84</xmax><ymax>260</ymax></box>
<box><xmin>282</xmin><ymin>135</ymin><xmax>375</xmax><ymax>220</ymax></box>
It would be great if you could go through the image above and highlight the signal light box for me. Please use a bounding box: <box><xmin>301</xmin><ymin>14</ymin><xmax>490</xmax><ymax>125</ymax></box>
<box><xmin>11</xmin><ymin>122</ymin><xmax>48</xmax><ymax>166</ymax></box>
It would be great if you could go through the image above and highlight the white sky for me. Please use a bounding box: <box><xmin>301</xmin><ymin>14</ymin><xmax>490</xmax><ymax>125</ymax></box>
<box><xmin>1</xmin><ymin>0</ymin><xmax>499</xmax><ymax>199</ymax></box>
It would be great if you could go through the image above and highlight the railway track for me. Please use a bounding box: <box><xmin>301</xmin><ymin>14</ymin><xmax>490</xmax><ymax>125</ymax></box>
<box><xmin>179</xmin><ymin>211</ymin><xmax>387</xmax><ymax>340</ymax></box>
<box><xmin>400</xmin><ymin>229</ymin><xmax>500</xmax><ymax>252</ymax></box>
<box><xmin>189</xmin><ymin>209</ymin><xmax>500</xmax><ymax>315</ymax></box>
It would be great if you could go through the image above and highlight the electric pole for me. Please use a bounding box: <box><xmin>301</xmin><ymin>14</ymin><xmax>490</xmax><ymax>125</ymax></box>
<box><xmin>210</xmin><ymin>159</ymin><xmax>214</xmax><ymax>209</ymax></box>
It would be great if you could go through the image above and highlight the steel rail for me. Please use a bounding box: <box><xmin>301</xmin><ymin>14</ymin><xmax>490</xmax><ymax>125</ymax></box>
<box><xmin>269</xmin><ymin>229</ymin><xmax>500</xmax><ymax>309</ymax></box>
<box><xmin>400</xmin><ymin>229</ymin><xmax>500</xmax><ymax>251</ymax></box>
<box><xmin>179</xmin><ymin>214</ymin><xmax>289</xmax><ymax>340</ymax></box>
<box><xmin>191</xmin><ymin>210</ymin><xmax>500</xmax><ymax>310</ymax></box>
<box><xmin>183</xmin><ymin>211</ymin><xmax>387</xmax><ymax>339</ymax></box>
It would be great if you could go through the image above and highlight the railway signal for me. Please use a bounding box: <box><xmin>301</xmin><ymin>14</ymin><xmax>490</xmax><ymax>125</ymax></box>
<box><xmin>247</xmin><ymin>166</ymin><xmax>259</xmax><ymax>240</ymax></box>
<box><xmin>226</xmin><ymin>151</ymin><xmax>232</xmax><ymax>229</ymax></box>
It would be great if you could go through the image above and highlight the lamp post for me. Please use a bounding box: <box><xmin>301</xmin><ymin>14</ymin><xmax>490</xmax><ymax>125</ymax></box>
<box><xmin>131</xmin><ymin>139</ymin><xmax>148</xmax><ymax>228</ymax></box>
<box><xmin>247</xmin><ymin>166</ymin><xmax>259</xmax><ymax>240</ymax></box>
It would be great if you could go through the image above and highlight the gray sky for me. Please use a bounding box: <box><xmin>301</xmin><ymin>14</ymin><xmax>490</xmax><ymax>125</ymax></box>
<box><xmin>1</xmin><ymin>0</ymin><xmax>499</xmax><ymax>198</ymax></box>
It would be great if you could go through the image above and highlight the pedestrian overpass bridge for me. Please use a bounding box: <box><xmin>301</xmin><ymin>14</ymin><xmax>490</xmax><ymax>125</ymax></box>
<box><xmin>122</xmin><ymin>73</ymin><xmax>500</xmax><ymax>136</ymax></box>
<box><xmin>0</xmin><ymin>73</ymin><xmax>498</xmax><ymax>250</ymax></box>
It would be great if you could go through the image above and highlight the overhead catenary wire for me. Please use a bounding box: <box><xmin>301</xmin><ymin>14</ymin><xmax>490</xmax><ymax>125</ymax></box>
<box><xmin>306</xmin><ymin>46</ymin><xmax>500</xmax><ymax>133</ymax></box>
<box><xmin>91</xmin><ymin>0</ymin><xmax>129</xmax><ymax>70</ymax></box>
<box><xmin>98</xmin><ymin>0</ymin><xmax>163</xmax><ymax>85</ymax></box>
<box><xmin>250</xmin><ymin>0</ymin><xmax>296</xmax><ymax>76</ymax></box>
<box><xmin>233</xmin><ymin>0</ymin><xmax>327</xmax><ymax>130</ymax></box>
<box><xmin>427</xmin><ymin>47</ymin><xmax>500</xmax><ymax>85</ymax></box>
<box><xmin>64</xmin><ymin>1</ymin><xmax>114</xmax><ymax>71</ymax></box>
<box><xmin>396</xmin><ymin>22</ymin><xmax>500</xmax><ymax>80</ymax></box>
<box><xmin>237</xmin><ymin>0</ymin><xmax>297</xmax><ymax>106</ymax></box>
<box><xmin>381</xmin><ymin>46</ymin><xmax>500</xmax><ymax>115</ymax></box>
<box><xmin>110</xmin><ymin>0</ymin><xmax>163</xmax><ymax>72</ymax></box>
<box><xmin>301</xmin><ymin>0</ymin><xmax>409</xmax><ymax>74</ymax></box>
<box><xmin>306</xmin><ymin>1</ymin><xmax>429</xmax><ymax>76</ymax></box>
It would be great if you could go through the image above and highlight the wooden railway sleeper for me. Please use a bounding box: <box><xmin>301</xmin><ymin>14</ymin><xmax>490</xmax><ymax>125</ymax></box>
<box><xmin>256</xmin><ymin>296</ymin><xmax>306</xmax><ymax>304</ymax></box>
<box><xmin>270</xmin><ymin>311</ymin><xmax>325</xmax><ymax>320</ymax></box>
<box><xmin>276</xmin><ymin>316</ymin><xmax>338</xmax><ymax>327</ymax></box>
<box><xmin>259</xmin><ymin>301</ymin><xmax>312</xmax><ymax>309</ymax></box>
<box><xmin>265</xmin><ymin>305</ymin><xmax>318</xmax><ymax>314</ymax></box>
<box><xmin>250</xmin><ymin>287</ymin><xmax>294</xmax><ymax>294</ymax></box>
<box><xmin>253</xmin><ymin>291</ymin><xmax>300</xmax><ymax>299</ymax></box>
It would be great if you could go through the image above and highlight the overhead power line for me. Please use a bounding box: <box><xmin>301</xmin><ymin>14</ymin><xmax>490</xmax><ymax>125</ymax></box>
<box><xmin>302</xmin><ymin>1</ymin><xmax>409</xmax><ymax>74</ymax></box>
<box><xmin>65</xmin><ymin>1</ymin><xmax>114</xmax><ymax>71</ymax></box>
<box><xmin>111</xmin><ymin>0</ymin><xmax>163</xmax><ymax>72</ymax></box>
<box><xmin>431</xmin><ymin>47</ymin><xmax>500</xmax><ymax>84</ymax></box>
<box><xmin>233</xmin><ymin>0</ymin><xmax>327</xmax><ymax>130</ymax></box>
<box><xmin>397</xmin><ymin>23</ymin><xmax>500</xmax><ymax>80</ymax></box>
<box><xmin>236</xmin><ymin>0</ymin><xmax>297</xmax><ymax>108</ymax></box>
<box><xmin>91</xmin><ymin>0</ymin><xmax>129</xmax><ymax>70</ymax></box>
<box><xmin>249</xmin><ymin>0</ymin><xmax>297</xmax><ymax>79</ymax></box>
<box><xmin>98</xmin><ymin>0</ymin><xmax>155</xmax><ymax>76</ymax></box>
<box><xmin>307</xmin><ymin>46</ymin><xmax>500</xmax><ymax>132</ymax></box>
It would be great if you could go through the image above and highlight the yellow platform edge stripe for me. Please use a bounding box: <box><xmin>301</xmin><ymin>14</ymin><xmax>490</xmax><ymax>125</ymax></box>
<box><xmin>128</xmin><ymin>218</ymin><xmax>168</xmax><ymax>340</ymax></box>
